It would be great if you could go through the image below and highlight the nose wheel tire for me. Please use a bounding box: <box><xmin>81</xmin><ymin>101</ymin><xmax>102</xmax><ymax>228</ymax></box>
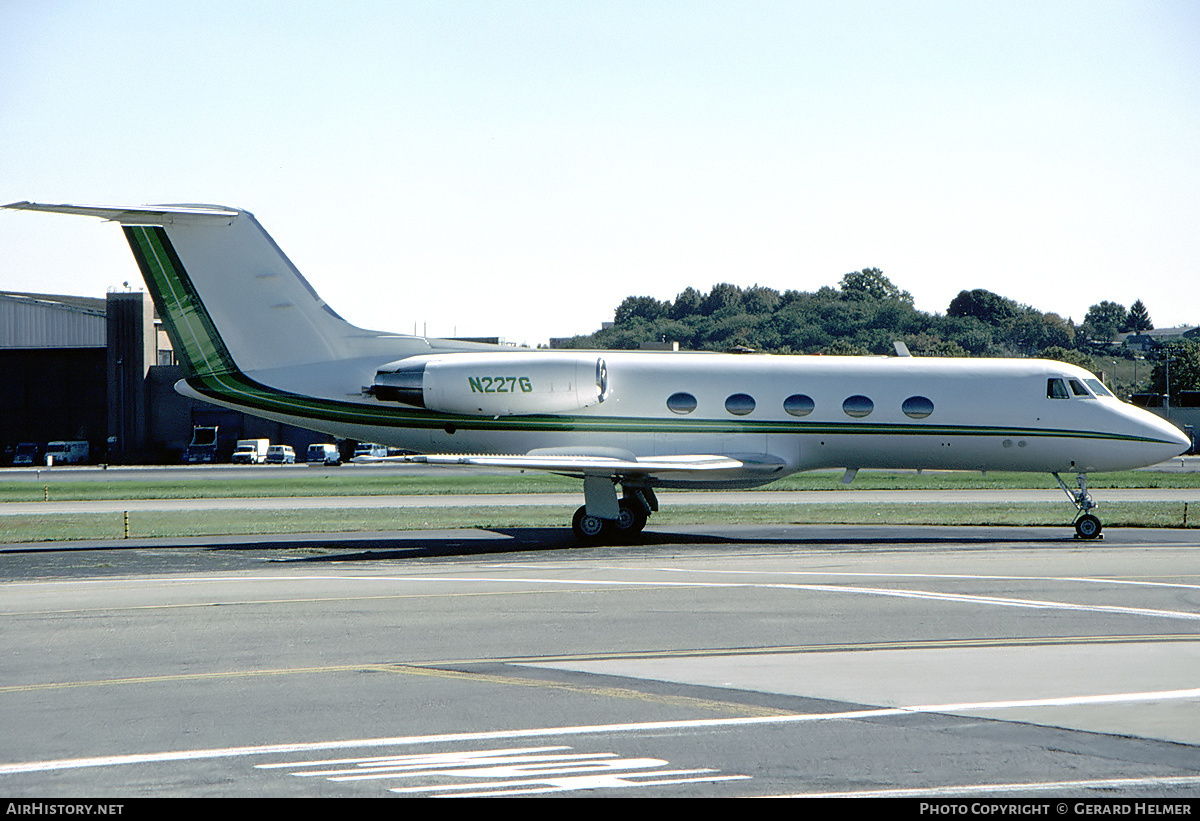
<box><xmin>1074</xmin><ymin>514</ymin><xmax>1102</xmax><ymax>540</ymax></box>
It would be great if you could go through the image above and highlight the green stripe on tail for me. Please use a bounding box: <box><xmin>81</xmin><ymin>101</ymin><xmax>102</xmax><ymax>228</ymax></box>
<box><xmin>122</xmin><ymin>225</ymin><xmax>238</xmax><ymax>378</ymax></box>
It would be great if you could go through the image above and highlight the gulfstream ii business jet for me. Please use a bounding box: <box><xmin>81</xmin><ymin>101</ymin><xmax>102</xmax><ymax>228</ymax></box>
<box><xmin>6</xmin><ymin>202</ymin><xmax>1190</xmax><ymax>542</ymax></box>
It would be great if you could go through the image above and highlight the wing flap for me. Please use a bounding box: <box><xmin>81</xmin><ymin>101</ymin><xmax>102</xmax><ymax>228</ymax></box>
<box><xmin>355</xmin><ymin>450</ymin><xmax>789</xmax><ymax>482</ymax></box>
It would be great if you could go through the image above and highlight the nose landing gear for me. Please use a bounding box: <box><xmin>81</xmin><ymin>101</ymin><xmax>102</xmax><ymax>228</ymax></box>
<box><xmin>1053</xmin><ymin>472</ymin><xmax>1103</xmax><ymax>539</ymax></box>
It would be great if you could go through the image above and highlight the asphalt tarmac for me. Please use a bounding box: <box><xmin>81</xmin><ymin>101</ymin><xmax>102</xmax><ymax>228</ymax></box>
<box><xmin>2</xmin><ymin>523</ymin><xmax>1199</xmax><ymax>798</ymax></box>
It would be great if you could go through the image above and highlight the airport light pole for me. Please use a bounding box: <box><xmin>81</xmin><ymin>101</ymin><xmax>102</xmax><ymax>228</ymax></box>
<box><xmin>1165</xmin><ymin>353</ymin><xmax>1171</xmax><ymax>420</ymax></box>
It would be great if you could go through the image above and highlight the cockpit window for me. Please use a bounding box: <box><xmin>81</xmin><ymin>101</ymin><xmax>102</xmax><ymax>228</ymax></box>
<box><xmin>1069</xmin><ymin>379</ymin><xmax>1092</xmax><ymax>397</ymax></box>
<box><xmin>1084</xmin><ymin>378</ymin><xmax>1114</xmax><ymax>398</ymax></box>
<box><xmin>1047</xmin><ymin>378</ymin><xmax>1069</xmax><ymax>399</ymax></box>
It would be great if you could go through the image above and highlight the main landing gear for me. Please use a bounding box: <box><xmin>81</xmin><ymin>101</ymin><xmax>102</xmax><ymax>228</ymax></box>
<box><xmin>571</xmin><ymin>480</ymin><xmax>657</xmax><ymax>545</ymax></box>
<box><xmin>1053</xmin><ymin>472</ymin><xmax>1102</xmax><ymax>540</ymax></box>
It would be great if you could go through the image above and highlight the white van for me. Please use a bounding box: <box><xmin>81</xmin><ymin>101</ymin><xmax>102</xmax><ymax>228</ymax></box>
<box><xmin>353</xmin><ymin>442</ymin><xmax>387</xmax><ymax>460</ymax></box>
<box><xmin>45</xmin><ymin>440</ymin><xmax>89</xmax><ymax>465</ymax></box>
<box><xmin>265</xmin><ymin>445</ymin><xmax>295</xmax><ymax>464</ymax></box>
<box><xmin>306</xmin><ymin>443</ymin><xmax>341</xmax><ymax>465</ymax></box>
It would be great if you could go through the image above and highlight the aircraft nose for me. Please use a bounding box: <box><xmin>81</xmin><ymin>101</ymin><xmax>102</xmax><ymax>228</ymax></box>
<box><xmin>1150</xmin><ymin>414</ymin><xmax>1192</xmax><ymax>455</ymax></box>
<box><xmin>1168</xmin><ymin>421</ymin><xmax>1193</xmax><ymax>452</ymax></box>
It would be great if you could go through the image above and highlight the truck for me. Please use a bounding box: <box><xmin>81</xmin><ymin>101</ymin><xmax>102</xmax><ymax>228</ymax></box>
<box><xmin>44</xmin><ymin>440</ymin><xmax>89</xmax><ymax>465</ymax></box>
<box><xmin>231</xmin><ymin>438</ymin><xmax>270</xmax><ymax>464</ymax></box>
<box><xmin>183</xmin><ymin>426</ymin><xmax>220</xmax><ymax>464</ymax></box>
<box><xmin>12</xmin><ymin>442</ymin><xmax>40</xmax><ymax>467</ymax></box>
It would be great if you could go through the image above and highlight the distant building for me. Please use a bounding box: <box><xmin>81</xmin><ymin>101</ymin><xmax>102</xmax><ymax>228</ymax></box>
<box><xmin>1119</xmin><ymin>326</ymin><xmax>1200</xmax><ymax>352</ymax></box>
<box><xmin>1</xmin><ymin>290</ymin><xmax>331</xmax><ymax>465</ymax></box>
<box><xmin>0</xmin><ymin>292</ymin><xmax>107</xmax><ymax>463</ymax></box>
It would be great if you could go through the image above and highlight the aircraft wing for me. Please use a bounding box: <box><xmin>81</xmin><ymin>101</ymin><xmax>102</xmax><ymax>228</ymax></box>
<box><xmin>355</xmin><ymin>449</ymin><xmax>789</xmax><ymax>483</ymax></box>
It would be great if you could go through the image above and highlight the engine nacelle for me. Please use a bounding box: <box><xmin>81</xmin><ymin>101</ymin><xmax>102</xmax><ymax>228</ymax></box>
<box><xmin>373</xmin><ymin>352</ymin><xmax>609</xmax><ymax>416</ymax></box>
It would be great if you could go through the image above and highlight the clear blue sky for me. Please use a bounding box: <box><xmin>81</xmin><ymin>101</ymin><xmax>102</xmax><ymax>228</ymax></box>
<box><xmin>2</xmin><ymin>1</ymin><xmax>1197</xmax><ymax>346</ymax></box>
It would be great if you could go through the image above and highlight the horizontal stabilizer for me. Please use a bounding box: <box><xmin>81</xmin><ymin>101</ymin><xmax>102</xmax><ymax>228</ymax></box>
<box><xmin>4</xmin><ymin>202</ymin><xmax>239</xmax><ymax>223</ymax></box>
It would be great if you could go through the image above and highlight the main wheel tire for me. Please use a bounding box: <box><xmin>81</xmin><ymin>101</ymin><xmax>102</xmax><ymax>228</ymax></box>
<box><xmin>572</xmin><ymin>505</ymin><xmax>610</xmax><ymax>545</ymax></box>
<box><xmin>1075</xmin><ymin>514</ymin><xmax>1102</xmax><ymax>539</ymax></box>
<box><xmin>613</xmin><ymin>499</ymin><xmax>648</xmax><ymax>542</ymax></box>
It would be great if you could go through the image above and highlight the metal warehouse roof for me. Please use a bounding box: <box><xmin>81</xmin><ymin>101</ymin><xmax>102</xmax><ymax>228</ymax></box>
<box><xmin>0</xmin><ymin>291</ymin><xmax>107</xmax><ymax>349</ymax></box>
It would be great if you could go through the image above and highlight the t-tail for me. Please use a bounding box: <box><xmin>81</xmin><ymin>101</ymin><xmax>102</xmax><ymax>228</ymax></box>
<box><xmin>4</xmin><ymin>202</ymin><xmax>436</xmax><ymax>378</ymax></box>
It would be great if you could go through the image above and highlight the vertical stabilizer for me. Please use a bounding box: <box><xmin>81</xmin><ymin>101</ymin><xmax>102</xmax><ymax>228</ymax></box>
<box><xmin>4</xmin><ymin>202</ymin><xmax>389</xmax><ymax>378</ymax></box>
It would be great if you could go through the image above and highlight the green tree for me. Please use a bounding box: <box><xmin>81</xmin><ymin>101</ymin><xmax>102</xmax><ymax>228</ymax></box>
<box><xmin>1150</xmin><ymin>340</ymin><xmax>1200</xmax><ymax>404</ymax></box>
<box><xmin>914</xmin><ymin>338</ymin><xmax>968</xmax><ymax>357</ymax></box>
<box><xmin>947</xmin><ymin>289</ymin><xmax>1019</xmax><ymax>325</ymax></box>
<box><xmin>1125</xmin><ymin>299</ymin><xmax>1153</xmax><ymax>332</ymax></box>
<box><xmin>700</xmin><ymin>283</ymin><xmax>744</xmax><ymax>316</ymax></box>
<box><xmin>1040</xmin><ymin>346</ymin><xmax>1095</xmax><ymax>371</ymax></box>
<box><xmin>1040</xmin><ymin>313</ymin><xmax>1076</xmax><ymax>350</ymax></box>
<box><xmin>741</xmin><ymin>284</ymin><xmax>781</xmax><ymax>315</ymax></box>
<box><xmin>839</xmin><ymin>268</ymin><xmax>913</xmax><ymax>304</ymax></box>
<box><xmin>670</xmin><ymin>287</ymin><xmax>702</xmax><ymax>319</ymax></box>
<box><xmin>614</xmin><ymin>295</ymin><xmax>668</xmax><ymax>326</ymax></box>
<box><xmin>999</xmin><ymin>310</ymin><xmax>1053</xmax><ymax>357</ymax></box>
<box><xmin>1081</xmin><ymin>301</ymin><xmax>1127</xmax><ymax>343</ymax></box>
<box><xmin>935</xmin><ymin>315</ymin><xmax>993</xmax><ymax>355</ymax></box>
<box><xmin>820</xmin><ymin>338</ymin><xmax>873</xmax><ymax>356</ymax></box>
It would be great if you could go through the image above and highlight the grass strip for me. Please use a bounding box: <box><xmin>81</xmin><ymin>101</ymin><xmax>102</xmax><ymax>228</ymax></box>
<box><xmin>2</xmin><ymin>502</ymin><xmax>1195</xmax><ymax>544</ymax></box>
<box><xmin>2</xmin><ymin>467</ymin><xmax>1199</xmax><ymax>504</ymax></box>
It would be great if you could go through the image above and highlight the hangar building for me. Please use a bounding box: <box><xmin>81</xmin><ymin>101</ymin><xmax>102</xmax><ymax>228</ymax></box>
<box><xmin>1</xmin><ymin>289</ymin><xmax>333</xmax><ymax>465</ymax></box>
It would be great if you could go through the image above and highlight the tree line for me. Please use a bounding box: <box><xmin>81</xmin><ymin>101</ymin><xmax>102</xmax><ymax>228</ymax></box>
<box><xmin>555</xmin><ymin>268</ymin><xmax>1199</xmax><ymax>400</ymax></box>
<box><xmin>560</xmin><ymin>268</ymin><xmax>1147</xmax><ymax>357</ymax></box>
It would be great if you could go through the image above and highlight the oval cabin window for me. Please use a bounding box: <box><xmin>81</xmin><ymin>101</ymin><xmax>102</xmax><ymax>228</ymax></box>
<box><xmin>783</xmin><ymin>394</ymin><xmax>815</xmax><ymax>417</ymax></box>
<box><xmin>667</xmin><ymin>392</ymin><xmax>697</xmax><ymax>414</ymax></box>
<box><xmin>902</xmin><ymin>396</ymin><xmax>934</xmax><ymax>419</ymax></box>
<box><xmin>725</xmin><ymin>393</ymin><xmax>755</xmax><ymax>416</ymax></box>
<box><xmin>842</xmin><ymin>395</ymin><xmax>874</xmax><ymax>418</ymax></box>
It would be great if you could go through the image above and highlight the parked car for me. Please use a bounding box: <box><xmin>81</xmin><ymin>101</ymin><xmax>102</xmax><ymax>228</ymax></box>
<box><xmin>306</xmin><ymin>443</ymin><xmax>341</xmax><ymax>465</ymax></box>
<box><xmin>265</xmin><ymin>445</ymin><xmax>295</xmax><ymax>464</ymax></box>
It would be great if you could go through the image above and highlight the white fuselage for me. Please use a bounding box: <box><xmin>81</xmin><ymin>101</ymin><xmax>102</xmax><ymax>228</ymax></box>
<box><xmin>8</xmin><ymin>200</ymin><xmax>1184</xmax><ymax>490</ymax></box>
<box><xmin>181</xmin><ymin>349</ymin><xmax>1189</xmax><ymax>487</ymax></box>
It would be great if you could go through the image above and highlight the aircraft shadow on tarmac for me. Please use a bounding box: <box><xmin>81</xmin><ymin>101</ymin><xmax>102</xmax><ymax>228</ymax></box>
<box><xmin>0</xmin><ymin>526</ymin><xmax>1091</xmax><ymax>562</ymax></box>
<box><xmin>260</xmin><ymin>525</ymin><xmax>1074</xmax><ymax>563</ymax></box>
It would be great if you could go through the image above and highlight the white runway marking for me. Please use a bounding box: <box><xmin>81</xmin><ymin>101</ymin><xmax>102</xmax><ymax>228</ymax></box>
<box><xmin>785</xmin><ymin>775</ymin><xmax>1200</xmax><ymax>798</ymax></box>
<box><xmin>7</xmin><ymin>572</ymin><xmax>1200</xmax><ymax>622</ymax></box>
<box><xmin>3</xmin><ymin>687</ymin><xmax>1198</xmax><ymax>776</ymax></box>
<box><xmin>259</xmin><ymin>745</ymin><xmax>749</xmax><ymax>797</ymax></box>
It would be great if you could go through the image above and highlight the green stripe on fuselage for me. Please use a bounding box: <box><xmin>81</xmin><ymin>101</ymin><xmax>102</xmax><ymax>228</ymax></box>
<box><xmin>181</xmin><ymin>371</ymin><xmax>1168</xmax><ymax>445</ymax></box>
<box><xmin>122</xmin><ymin>226</ymin><xmax>1173</xmax><ymax>448</ymax></box>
